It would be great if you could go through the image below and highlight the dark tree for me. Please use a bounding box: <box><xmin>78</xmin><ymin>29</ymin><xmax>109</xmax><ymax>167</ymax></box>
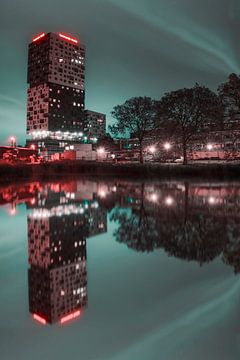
<box><xmin>96</xmin><ymin>133</ymin><xmax>117</xmax><ymax>153</ymax></box>
<box><xmin>110</xmin><ymin>184</ymin><xmax>161</xmax><ymax>252</ymax></box>
<box><xmin>109</xmin><ymin>97</ymin><xmax>157</xmax><ymax>163</ymax></box>
<box><xmin>157</xmin><ymin>84</ymin><xmax>223</xmax><ymax>164</ymax></box>
<box><xmin>218</xmin><ymin>73</ymin><xmax>240</xmax><ymax>112</ymax></box>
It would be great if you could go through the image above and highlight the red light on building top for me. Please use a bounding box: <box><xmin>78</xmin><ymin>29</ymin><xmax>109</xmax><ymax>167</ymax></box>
<box><xmin>33</xmin><ymin>313</ymin><xmax>47</xmax><ymax>324</ymax></box>
<box><xmin>58</xmin><ymin>33</ymin><xmax>78</xmax><ymax>44</ymax></box>
<box><xmin>32</xmin><ymin>33</ymin><xmax>46</xmax><ymax>42</ymax></box>
<box><xmin>60</xmin><ymin>310</ymin><xmax>80</xmax><ymax>324</ymax></box>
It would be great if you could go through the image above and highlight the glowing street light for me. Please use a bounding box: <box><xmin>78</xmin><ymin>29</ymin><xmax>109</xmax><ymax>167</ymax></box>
<box><xmin>97</xmin><ymin>147</ymin><xmax>105</xmax><ymax>154</ymax></box>
<box><xmin>149</xmin><ymin>146</ymin><xmax>156</xmax><ymax>154</ymax></box>
<box><xmin>9</xmin><ymin>136</ymin><xmax>16</xmax><ymax>147</ymax></box>
<box><xmin>208</xmin><ymin>196</ymin><xmax>216</xmax><ymax>205</ymax></box>
<box><xmin>206</xmin><ymin>144</ymin><xmax>213</xmax><ymax>151</ymax></box>
<box><xmin>163</xmin><ymin>142</ymin><xmax>171</xmax><ymax>150</ymax></box>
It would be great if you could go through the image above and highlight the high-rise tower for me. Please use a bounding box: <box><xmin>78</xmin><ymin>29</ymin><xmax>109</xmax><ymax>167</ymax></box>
<box><xmin>26</xmin><ymin>32</ymin><xmax>86</xmax><ymax>155</ymax></box>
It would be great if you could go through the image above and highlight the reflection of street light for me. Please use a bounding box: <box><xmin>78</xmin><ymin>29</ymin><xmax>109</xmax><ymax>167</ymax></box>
<box><xmin>208</xmin><ymin>196</ymin><xmax>216</xmax><ymax>205</ymax></box>
<box><xmin>206</xmin><ymin>144</ymin><xmax>213</xmax><ymax>151</ymax></box>
<box><xmin>149</xmin><ymin>193</ymin><xmax>158</xmax><ymax>203</ymax></box>
<box><xmin>163</xmin><ymin>142</ymin><xmax>171</xmax><ymax>150</ymax></box>
<box><xmin>98</xmin><ymin>189</ymin><xmax>107</xmax><ymax>198</ymax></box>
<box><xmin>8</xmin><ymin>204</ymin><xmax>16</xmax><ymax>216</ymax></box>
<box><xmin>165</xmin><ymin>196</ymin><xmax>174</xmax><ymax>206</ymax></box>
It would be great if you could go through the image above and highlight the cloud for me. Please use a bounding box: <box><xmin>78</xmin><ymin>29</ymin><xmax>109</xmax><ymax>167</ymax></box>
<box><xmin>108</xmin><ymin>0</ymin><xmax>240</xmax><ymax>74</ymax></box>
<box><xmin>0</xmin><ymin>94</ymin><xmax>25</xmax><ymax>108</ymax></box>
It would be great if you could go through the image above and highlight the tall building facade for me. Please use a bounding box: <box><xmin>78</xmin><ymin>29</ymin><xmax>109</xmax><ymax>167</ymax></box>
<box><xmin>26</xmin><ymin>32</ymin><xmax>86</xmax><ymax>154</ymax></box>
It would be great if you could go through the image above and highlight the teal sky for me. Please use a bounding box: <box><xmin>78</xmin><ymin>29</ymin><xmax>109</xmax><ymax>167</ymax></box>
<box><xmin>1</xmin><ymin>0</ymin><xmax>240</xmax><ymax>144</ymax></box>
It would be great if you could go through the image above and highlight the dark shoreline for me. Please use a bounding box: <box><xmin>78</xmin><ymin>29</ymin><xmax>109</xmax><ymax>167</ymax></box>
<box><xmin>1</xmin><ymin>160</ymin><xmax>240</xmax><ymax>184</ymax></box>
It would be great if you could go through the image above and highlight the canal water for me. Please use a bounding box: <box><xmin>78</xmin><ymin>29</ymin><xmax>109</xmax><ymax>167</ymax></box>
<box><xmin>0</xmin><ymin>179</ymin><xmax>240</xmax><ymax>360</ymax></box>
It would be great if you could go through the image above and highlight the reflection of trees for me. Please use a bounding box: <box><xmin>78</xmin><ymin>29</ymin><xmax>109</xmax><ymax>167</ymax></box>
<box><xmin>111</xmin><ymin>208</ymin><xmax>160</xmax><ymax>252</ymax></box>
<box><xmin>222</xmin><ymin>221</ymin><xmax>240</xmax><ymax>273</ymax></box>
<box><xmin>158</xmin><ymin>183</ymin><xmax>226</xmax><ymax>264</ymax></box>
<box><xmin>110</xmin><ymin>184</ymin><xmax>161</xmax><ymax>252</ymax></box>
<box><xmin>159</xmin><ymin>213</ymin><xmax>225</xmax><ymax>265</ymax></box>
<box><xmin>111</xmin><ymin>182</ymin><xmax>238</xmax><ymax>267</ymax></box>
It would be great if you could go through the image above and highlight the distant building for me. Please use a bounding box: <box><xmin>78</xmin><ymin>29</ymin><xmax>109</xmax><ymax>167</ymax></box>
<box><xmin>26</xmin><ymin>32</ymin><xmax>86</xmax><ymax>156</ymax></box>
<box><xmin>84</xmin><ymin>110</ymin><xmax>106</xmax><ymax>140</ymax></box>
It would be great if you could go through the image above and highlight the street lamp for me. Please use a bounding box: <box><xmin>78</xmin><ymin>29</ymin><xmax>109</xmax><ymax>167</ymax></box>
<box><xmin>163</xmin><ymin>142</ymin><xmax>171</xmax><ymax>150</ymax></box>
<box><xmin>206</xmin><ymin>144</ymin><xmax>213</xmax><ymax>151</ymax></box>
<box><xmin>9</xmin><ymin>136</ymin><xmax>16</xmax><ymax>147</ymax></box>
<box><xmin>149</xmin><ymin>146</ymin><xmax>156</xmax><ymax>154</ymax></box>
<box><xmin>97</xmin><ymin>147</ymin><xmax>105</xmax><ymax>161</ymax></box>
<box><xmin>165</xmin><ymin>196</ymin><xmax>174</xmax><ymax>206</ymax></box>
<box><xmin>97</xmin><ymin>147</ymin><xmax>105</xmax><ymax>154</ymax></box>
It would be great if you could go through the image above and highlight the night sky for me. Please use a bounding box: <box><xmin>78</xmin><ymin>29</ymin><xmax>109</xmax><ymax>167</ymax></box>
<box><xmin>1</xmin><ymin>0</ymin><xmax>240</xmax><ymax>144</ymax></box>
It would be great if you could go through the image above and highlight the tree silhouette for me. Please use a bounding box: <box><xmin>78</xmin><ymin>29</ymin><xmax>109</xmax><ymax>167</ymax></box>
<box><xmin>157</xmin><ymin>84</ymin><xmax>223</xmax><ymax>164</ymax></box>
<box><xmin>218</xmin><ymin>73</ymin><xmax>240</xmax><ymax>113</ymax></box>
<box><xmin>110</xmin><ymin>184</ymin><xmax>161</xmax><ymax>252</ymax></box>
<box><xmin>110</xmin><ymin>97</ymin><xmax>157</xmax><ymax>163</ymax></box>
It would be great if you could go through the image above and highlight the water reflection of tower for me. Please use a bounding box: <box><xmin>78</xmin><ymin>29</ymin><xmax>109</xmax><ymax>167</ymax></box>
<box><xmin>27</xmin><ymin>182</ymin><xmax>108</xmax><ymax>325</ymax></box>
<box><xmin>28</xmin><ymin>208</ymin><xmax>88</xmax><ymax>325</ymax></box>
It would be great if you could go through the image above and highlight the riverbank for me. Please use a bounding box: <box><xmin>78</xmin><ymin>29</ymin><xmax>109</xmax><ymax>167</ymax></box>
<box><xmin>1</xmin><ymin>160</ymin><xmax>240</xmax><ymax>184</ymax></box>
